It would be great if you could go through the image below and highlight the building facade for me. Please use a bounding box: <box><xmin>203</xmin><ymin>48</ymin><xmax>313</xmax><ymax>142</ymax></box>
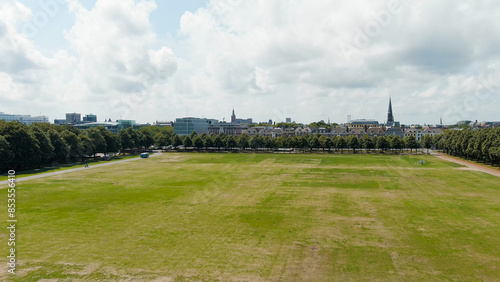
<box><xmin>295</xmin><ymin>127</ymin><xmax>312</xmax><ymax>136</ymax></box>
<box><xmin>66</xmin><ymin>113</ymin><xmax>81</xmax><ymax>124</ymax></box>
<box><xmin>117</xmin><ymin>120</ymin><xmax>136</xmax><ymax>130</ymax></box>
<box><xmin>235</xmin><ymin>118</ymin><xmax>253</xmax><ymax>125</ymax></box>
<box><xmin>349</xmin><ymin>119</ymin><xmax>380</xmax><ymax>128</ymax></box>
<box><xmin>83</xmin><ymin>114</ymin><xmax>97</xmax><ymax>123</ymax></box>
<box><xmin>0</xmin><ymin>112</ymin><xmax>49</xmax><ymax>125</ymax></box>
<box><xmin>54</xmin><ymin>119</ymin><xmax>67</xmax><ymax>125</ymax></box>
<box><xmin>208</xmin><ymin>122</ymin><xmax>244</xmax><ymax>136</ymax></box>
<box><xmin>154</xmin><ymin>121</ymin><xmax>174</xmax><ymax>127</ymax></box>
<box><xmin>385</xmin><ymin>127</ymin><xmax>404</xmax><ymax>138</ymax></box>
<box><xmin>75</xmin><ymin>122</ymin><xmax>119</xmax><ymax>134</ymax></box>
<box><xmin>174</xmin><ymin>118</ymin><xmax>218</xmax><ymax>136</ymax></box>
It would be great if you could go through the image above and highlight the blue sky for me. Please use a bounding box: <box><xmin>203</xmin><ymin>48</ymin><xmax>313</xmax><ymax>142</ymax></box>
<box><xmin>16</xmin><ymin>0</ymin><xmax>207</xmax><ymax>54</ymax></box>
<box><xmin>1</xmin><ymin>0</ymin><xmax>499</xmax><ymax>124</ymax></box>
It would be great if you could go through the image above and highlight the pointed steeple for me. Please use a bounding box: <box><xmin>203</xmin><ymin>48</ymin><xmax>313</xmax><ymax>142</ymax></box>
<box><xmin>387</xmin><ymin>97</ymin><xmax>394</xmax><ymax>125</ymax></box>
<box><xmin>231</xmin><ymin>108</ymin><xmax>236</xmax><ymax>123</ymax></box>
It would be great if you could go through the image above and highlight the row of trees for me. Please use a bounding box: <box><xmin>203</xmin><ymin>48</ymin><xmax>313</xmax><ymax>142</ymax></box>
<box><xmin>0</xmin><ymin>121</ymin><xmax>173</xmax><ymax>170</ymax></box>
<box><xmin>163</xmin><ymin>131</ymin><xmax>424</xmax><ymax>154</ymax></box>
<box><xmin>434</xmin><ymin>128</ymin><xmax>500</xmax><ymax>165</ymax></box>
<box><xmin>3</xmin><ymin>118</ymin><xmax>497</xmax><ymax>171</ymax></box>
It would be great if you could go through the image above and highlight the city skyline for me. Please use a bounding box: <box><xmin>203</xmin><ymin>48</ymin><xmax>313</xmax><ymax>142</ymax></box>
<box><xmin>0</xmin><ymin>96</ymin><xmax>484</xmax><ymax>126</ymax></box>
<box><xmin>1</xmin><ymin>1</ymin><xmax>499</xmax><ymax>124</ymax></box>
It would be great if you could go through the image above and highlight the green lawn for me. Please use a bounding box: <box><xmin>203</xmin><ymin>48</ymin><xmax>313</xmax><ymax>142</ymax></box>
<box><xmin>2</xmin><ymin>153</ymin><xmax>499</xmax><ymax>281</ymax></box>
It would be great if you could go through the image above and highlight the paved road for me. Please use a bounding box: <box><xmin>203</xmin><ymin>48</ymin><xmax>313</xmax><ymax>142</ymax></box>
<box><xmin>0</xmin><ymin>152</ymin><xmax>162</xmax><ymax>186</ymax></box>
<box><xmin>430</xmin><ymin>151</ymin><xmax>500</xmax><ymax>178</ymax></box>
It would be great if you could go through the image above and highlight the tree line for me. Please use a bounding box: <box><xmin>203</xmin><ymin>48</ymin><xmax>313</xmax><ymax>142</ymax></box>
<box><xmin>0</xmin><ymin>121</ymin><xmax>422</xmax><ymax>171</ymax></box>
<box><xmin>434</xmin><ymin>127</ymin><xmax>500</xmax><ymax>165</ymax></box>
<box><xmin>165</xmin><ymin>131</ymin><xmax>423</xmax><ymax>154</ymax></box>
<box><xmin>2</xmin><ymin>119</ymin><xmax>498</xmax><ymax>171</ymax></box>
<box><xmin>0</xmin><ymin>121</ymin><xmax>172</xmax><ymax>171</ymax></box>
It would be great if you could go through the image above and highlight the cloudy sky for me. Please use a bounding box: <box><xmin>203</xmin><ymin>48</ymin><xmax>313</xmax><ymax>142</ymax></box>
<box><xmin>1</xmin><ymin>0</ymin><xmax>499</xmax><ymax>125</ymax></box>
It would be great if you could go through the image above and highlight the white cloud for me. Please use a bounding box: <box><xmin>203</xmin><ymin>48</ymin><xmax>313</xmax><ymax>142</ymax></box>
<box><xmin>174</xmin><ymin>0</ymin><xmax>500</xmax><ymax>123</ymax></box>
<box><xmin>0</xmin><ymin>0</ymin><xmax>499</xmax><ymax>124</ymax></box>
<box><xmin>65</xmin><ymin>0</ymin><xmax>177</xmax><ymax>95</ymax></box>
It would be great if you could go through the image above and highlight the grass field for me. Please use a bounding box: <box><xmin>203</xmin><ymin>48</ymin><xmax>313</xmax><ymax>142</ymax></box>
<box><xmin>2</xmin><ymin>153</ymin><xmax>500</xmax><ymax>281</ymax></box>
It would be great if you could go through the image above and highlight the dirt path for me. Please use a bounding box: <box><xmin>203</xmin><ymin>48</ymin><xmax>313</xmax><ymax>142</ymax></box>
<box><xmin>430</xmin><ymin>151</ymin><xmax>500</xmax><ymax>178</ymax></box>
<box><xmin>0</xmin><ymin>152</ymin><xmax>162</xmax><ymax>187</ymax></box>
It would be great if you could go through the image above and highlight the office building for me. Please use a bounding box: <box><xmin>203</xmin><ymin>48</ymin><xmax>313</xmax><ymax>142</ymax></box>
<box><xmin>117</xmin><ymin>120</ymin><xmax>136</xmax><ymax>129</ymax></box>
<box><xmin>83</xmin><ymin>114</ymin><xmax>97</xmax><ymax>123</ymax></box>
<box><xmin>208</xmin><ymin>122</ymin><xmax>244</xmax><ymax>136</ymax></box>
<box><xmin>66</xmin><ymin>113</ymin><xmax>81</xmax><ymax>124</ymax></box>
<box><xmin>75</xmin><ymin>122</ymin><xmax>119</xmax><ymax>134</ymax></box>
<box><xmin>0</xmin><ymin>112</ymin><xmax>49</xmax><ymax>125</ymax></box>
<box><xmin>174</xmin><ymin>117</ymin><xmax>218</xmax><ymax>136</ymax></box>
<box><xmin>54</xmin><ymin>119</ymin><xmax>68</xmax><ymax>125</ymax></box>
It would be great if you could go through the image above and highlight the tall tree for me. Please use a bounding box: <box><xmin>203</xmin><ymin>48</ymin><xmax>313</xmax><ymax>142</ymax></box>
<box><xmin>390</xmin><ymin>136</ymin><xmax>404</xmax><ymax>153</ymax></box>
<box><xmin>309</xmin><ymin>136</ymin><xmax>321</xmax><ymax>151</ymax></box>
<box><xmin>346</xmin><ymin>135</ymin><xmax>359</xmax><ymax>153</ymax></box>
<box><xmin>193</xmin><ymin>136</ymin><xmax>204</xmax><ymax>149</ymax></box>
<box><xmin>335</xmin><ymin>136</ymin><xmax>347</xmax><ymax>154</ymax></box>
<box><xmin>134</xmin><ymin>130</ymin><xmax>147</xmax><ymax>151</ymax></box>
<box><xmin>97</xmin><ymin>126</ymin><xmax>120</xmax><ymax>154</ymax></box>
<box><xmin>319</xmin><ymin>135</ymin><xmax>332</xmax><ymax>152</ymax></box>
<box><xmin>118</xmin><ymin>129</ymin><xmax>135</xmax><ymax>152</ymax></box>
<box><xmin>225</xmin><ymin>135</ymin><xmax>237</xmax><ymax>149</ymax></box>
<box><xmin>264</xmin><ymin>136</ymin><xmax>276</xmax><ymax>151</ymax></box>
<box><xmin>154</xmin><ymin>133</ymin><xmax>170</xmax><ymax>148</ymax></box>
<box><xmin>78</xmin><ymin>134</ymin><xmax>94</xmax><ymax>159</ymax></box>
<box><xmin>142</xmin><ymin>132</ymin><xmax>154</xmax><ymax>150</ymax></box>
<box><xmin>183</xmin><ymin>136</ymin><xmax>193</xmax><ymax>148</ymax></box>
<box><xmin>48</xmin><ymin>130</ymin><xmax>70</xmax><ymax>163</ymax></box>
<box><xmin>61</xmin><ymin>130</ymin><xmax>82</xmax><ymax>161</ymax></box>
<box><xmin>203</xmin><ymin>135</ymin><xmax>214</xmax><ymax>148</ymax></box>
<box><xmin>405</xmin><ymin>136</ymin><xmax>419</xmax><ymax>154</ymax></box>
<box><xmin>189</xmin><ymin>131</ymin><xmax>198</xmax><ymax>140</ymax></box>
<box><xmin>376</xmin><ymin>136</ymin><xmax>389</xmax><ymax>152</ymax></box>
<box><xmin>238</xmin><ymin>134</ymin><xmax>249</xmax><ymax>149</ymax></box>
<box><xmin>29</xmin><ymin>126</ymin><xmax>54</xmax><ymax>165</ymax></box>
<box><xmin>0</xmin><ymin>136</ymin><xmax>14</xmax><ymax>170</ymax></box>
<box><xmin>298</xmin><ymin>136</ymin><xmax>309</xmax><ymax>152</ymax></box>
<box><xmin>86</xmin><ymin>127</ymin><xmax>107</xmax><ymax>157</ymax></box>
<box><xmin>171</xmin><ymin>134</ymin><xmax>183</xmax><ymax>149</ymax></box>
<box><xmin>139</xmin><ymin>126</ymin><xmax>160</xmax><ymax>139</ymax></box>
<box><xmin>361</xmin><ymin>135</ymin><xmax>374</xmax><ymax>152</ymax></box>
<box><xmin>422</xmin><ymin>135</ymin><xmax>433</xmax><ymax>154</ymax></box>
<box><xmin>0</xmin><ymin>122</ymin><xmax>41</xmax><ymax>169</ymax></box>
<box><xmin>213</xmin><ymin>135</ymin><xmax>224</xmax><ymax>150</ymax></box>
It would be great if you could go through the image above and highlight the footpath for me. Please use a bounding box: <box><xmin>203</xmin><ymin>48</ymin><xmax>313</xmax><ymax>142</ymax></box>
<box><xmin>0</xmin><ymin>152</ymin><xmax>162</xmax><ymax>187</ymax></box>
<box><xmin>430</xmin><ymin>151</ymin><xmax>500</xmax><ymax>178</ymax></box>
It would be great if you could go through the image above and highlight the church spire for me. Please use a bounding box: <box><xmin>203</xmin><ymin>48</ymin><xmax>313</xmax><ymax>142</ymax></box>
<box><xmin>387</xmin><ymin>97</ymin><xmax>394</xmax><ymax>125</ymax></box>
<box><xmin>231</xmin><ymin>108</ymin><xmax>236</xmax><ymax>123</ymax></box>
